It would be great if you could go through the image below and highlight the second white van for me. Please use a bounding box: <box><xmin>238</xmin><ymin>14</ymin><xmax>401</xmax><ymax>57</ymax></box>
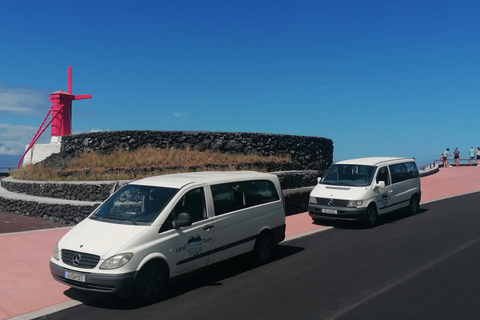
<box><xmin>50</xmin><ymin>171</ymin><xmax>285</xmax><ymax>305</ymax></box>
<box><xmin>308</xmin><ymin>157</ymin><xmax>421</xmax><ymax>227</ymax></box>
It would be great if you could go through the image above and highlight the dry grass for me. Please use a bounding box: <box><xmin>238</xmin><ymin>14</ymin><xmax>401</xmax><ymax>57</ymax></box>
<box><xmin>12</xmin><ymin>147</ymin><xmax>291</xmax><ymax>181</ymax></box>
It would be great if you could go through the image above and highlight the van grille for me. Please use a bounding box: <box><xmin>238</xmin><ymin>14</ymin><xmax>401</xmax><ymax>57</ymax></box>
<box><xmin>314</xmin><ymin>198</ymin><xmax>349</xmax><ymax>207</ymax></box>
<box><xmin>62</xmin><ymin>249</ymin><xmax>100</xmax><ymax>269</ymax></box>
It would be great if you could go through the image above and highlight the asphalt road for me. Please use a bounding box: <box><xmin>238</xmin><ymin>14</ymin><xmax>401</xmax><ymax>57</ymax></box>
<box><xmin>37</xmin><ymin>192</ymin><xmax>480</xmax><ymax>320</ymax></box>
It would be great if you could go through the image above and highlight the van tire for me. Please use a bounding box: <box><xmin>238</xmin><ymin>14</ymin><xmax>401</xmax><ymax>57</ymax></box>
<box><xmin>132</xmin><ymin>261</ymin><xmax>167</xmax><ymax>306</ymax></box>
<box><xmin>408</xmin><ymin>195</ymin><xmax>420</xmax><ymax>215</ymax></box>
<box><xmin>365</xmin><ymin>205</ymin><xmax>378</xmax><ymax>228</ymax></box>
<box><xmin>253</xmin><ymin>232</ymin><xmax>274</xmax><ymax>264</ymax></box>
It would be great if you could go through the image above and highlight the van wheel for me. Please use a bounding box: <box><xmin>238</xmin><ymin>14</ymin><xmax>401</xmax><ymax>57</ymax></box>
<box><xmin>253</xmin><ymin>232</ymin><xmax>274</xmax><ymax>264</ymax></box>
<box><xmin>409</xmin><ymin>195</ymin><xmax>420</xmax><ymax>215</ymax></box>
<box><xmin>132</xmin><ymin>261</ymin><xmax>167</xmax><ymax>306</ymax></box>
<box><xmin>365</xmin><ymin>205</ymin><xmax>378</xmax><ymax>228</ymax></box>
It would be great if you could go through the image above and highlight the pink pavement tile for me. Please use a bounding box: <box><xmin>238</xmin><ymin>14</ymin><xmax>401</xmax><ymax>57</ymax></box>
<box><xmin>0</xmin><ymin>228</ymin><xmax>71</xmax><ymax>319</ymax></box>
<box><xmin>420</xmin><ymin>166</ymin><xmax>480</xmax><ymax>203</ymax></box>
<box><xmin>285</xmin><ymin>212</ymin><xmax>328</xmax><ymax>237</ymax></box>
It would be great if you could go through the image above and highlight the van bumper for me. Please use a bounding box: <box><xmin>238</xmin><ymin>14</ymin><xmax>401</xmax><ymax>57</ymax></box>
<box><xmin>49</xmin><ymin>261</ymin><xmax>136</xmax><ymax>298</ymax></box>
<box><xmin>308</xmin><ymin>204</ymin><xmax>368</xmax><ymax>222</ymax></box>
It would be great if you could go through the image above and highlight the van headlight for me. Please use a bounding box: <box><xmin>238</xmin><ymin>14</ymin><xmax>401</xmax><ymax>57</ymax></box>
<box><xmin>53</xmin><ymin>243</ymin><xmax>60</xmax><ymax>260</ymax></box>
<box><xmin>100</xmin><ymin>253</ymin><xmax>133</xmax><ymax>270</ymax></box>
<box><xmin>309</xmin><ymin>196</ymin><xmax>317</xmax><ymax>204</ymax></box>
<box><xmin>346</xmin><ymin>200</ymin><xmax>364</xmax><ymax>208</ymax></box>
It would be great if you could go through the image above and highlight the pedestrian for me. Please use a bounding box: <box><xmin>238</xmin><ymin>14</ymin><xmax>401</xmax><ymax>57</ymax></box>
<box><xmin>453</xmin><ymin>147</ymin><xmax>460</xmax><ymax>167</ymax></box>
<box><xmin>476</xmin><ymin>147</ymin><xmax>480</xmax><ymax>166</ymax></box>
<box><xmin>442</xmin><ymin>148</ymin><xmax>451</xmax><ymax>167</ymax></box>
<box><xmin>469</xmin><ymin>147</ymin><xmax>475</xmax><ymax>165</ymax></box>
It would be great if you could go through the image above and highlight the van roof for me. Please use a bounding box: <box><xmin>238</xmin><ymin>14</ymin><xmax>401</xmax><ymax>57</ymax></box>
<box><xmin>335</xmin><ymin>157</ymin><xmax>416</xmax><ymax>166</ymax></box>
<box><xmin>130</xmin><ymin>171</ymin><xmax>277</xmax><ymax>189</ymax></box>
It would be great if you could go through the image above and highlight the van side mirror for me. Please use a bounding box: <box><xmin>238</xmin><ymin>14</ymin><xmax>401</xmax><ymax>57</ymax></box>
<box><xmin>172</xmin><ymin>212</ymin><xmax>192</xmax><ymax>229</ymax></box>
<box><xmin>317</xmin><ymin>177</ymin><xmax>321</xmax><ymax>184</ymax></box>
<box><xmin>376</xmin><ymin>181</ymin><xmax>385</xmax><ymax>189</ymax></box>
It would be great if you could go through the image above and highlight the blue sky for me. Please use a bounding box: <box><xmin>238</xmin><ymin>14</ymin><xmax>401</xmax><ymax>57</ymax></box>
<box><xmin>1</xmin><ymin>0</ymin><xmax>479</xmax><ymax>166</ymax></box>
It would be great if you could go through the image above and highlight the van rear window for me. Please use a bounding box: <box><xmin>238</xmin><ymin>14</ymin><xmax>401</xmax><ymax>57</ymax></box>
<box><xmin>211</xmin><ymin>180</ymin><xmax>280</xmax><ymax>215</ymax></box>
<box><xmin>321</xmin><ymin>164</ymin><xmax>375</xmax><ymax>187</ymax></box>
<box><xmin>389</xmin><ymin>162</ymin><xmax>419</xmax><ymax>183</ymax></box>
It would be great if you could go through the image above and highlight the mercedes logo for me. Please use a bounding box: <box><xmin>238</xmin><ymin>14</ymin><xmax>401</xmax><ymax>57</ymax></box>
<box><xmin>72</xmin><ymin>253</ymin><xmax>82</xmax><ymax>266</ymax></box>
<box><xmin>328</xmin><ymin>199</ymin><xmax>334</xmax><ymax>206</ymax></box>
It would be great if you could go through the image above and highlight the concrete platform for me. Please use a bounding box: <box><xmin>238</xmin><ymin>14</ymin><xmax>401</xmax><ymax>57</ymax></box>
<box><xmin>2</xmin><ymin>166</ymin><xmax>480</xmax><ymax>320</ymax></box>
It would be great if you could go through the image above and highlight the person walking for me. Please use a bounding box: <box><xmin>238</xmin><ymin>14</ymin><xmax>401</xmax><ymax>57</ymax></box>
<box><xmin>442</xmin><ymin>148</ymin><xmax>451</xmax><ymax>167</ymax></box>
<box><xmin>476</xmin><ymin>147</ymin><xmax>480</xmax><ymax>166</ymax></box>
<box><xmin>453</xmin><ymin>147</ymin><xmax>460</xmax><ymax>167</ymax></box>
<box><xmin>469</xmin><ymin>147</ymin><xmax>475</xmax><ymax>165</ymax></box>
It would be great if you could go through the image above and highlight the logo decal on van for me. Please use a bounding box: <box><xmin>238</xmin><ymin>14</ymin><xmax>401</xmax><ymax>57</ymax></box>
<box><xmin>380</xmin><ymin>195</ymin><xmax>389</xmax><ymax>207</ymax></box>
<box><xmin>176</xmin><ymin>234</ymin><xmax>215</xmax><ymax>256</ymax></box>
<box><xmin>186</xmin><ymin>235</ymin><xmax>203</xmax><ymax>256</ymax></box>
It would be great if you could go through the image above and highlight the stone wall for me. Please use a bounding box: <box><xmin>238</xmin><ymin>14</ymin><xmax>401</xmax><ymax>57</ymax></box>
<box><xmin>283</xmin><ymin>187</ymin><xmax>315</xmax><ymax>217</ymax></box>
<box><xmin>1</xmin><ymin>178</ymin><xmax>121</xmax><ymax>202</ymax></box>
<box><xmin>1</xmin><ymin>171</ymin><xmax>320</xmax><ymax>201</ymax></box>
<box><xmin>0</xmin><ymin>197</ymin><xmax>94</xmax><ymax>225</ymax></box>
<box><xmin>45</xmin><ymin>130</ymin><xmax>333</xmax><ymax>171</ymax></box>
<box><xmin>1</xmin><ymin>131</ymin><xmax>332</xmax><ymax>225</ymax></box>
<box><xmin>0</xmin><ymin>170</ymin><xmax>321</xmax><ymax>224</ymax></box>
<box><xmin>0</xmin><ymin>179</ymin><xmax>317</xmax><ymax>225</ymax></box>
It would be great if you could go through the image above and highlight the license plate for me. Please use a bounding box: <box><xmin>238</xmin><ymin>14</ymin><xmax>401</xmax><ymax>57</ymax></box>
<box><xmin>64</xmin><ymin>271</ymin><xmax>86</xmax><ymax>282</ymax></box>
<box><xmin>321</xmin><ymin>208</ymin><xmax>337</xmax><ymax>214</ymax></box>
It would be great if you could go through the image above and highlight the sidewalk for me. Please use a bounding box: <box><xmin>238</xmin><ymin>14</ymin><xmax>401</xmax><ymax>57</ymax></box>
<box><xmin>2</xmin><ymin>166</ymin><xmax>480</xmax><ymax>320</ymax></box>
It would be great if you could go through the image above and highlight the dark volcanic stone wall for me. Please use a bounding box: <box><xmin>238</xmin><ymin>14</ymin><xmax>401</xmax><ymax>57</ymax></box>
<box><xmin>1</xmin><ymin>179</ymin><xmax>116</xmax><ymax>201</ymax></box>
<box><xmin>1</xmin><ymin>171</ymin><xmax>320</xmax><ymax>201</ymax></box>
<box><xmin>0</xmin><ymin>189</ymin><xmax>313</xmax><ymax>225</ymax></box>
<box><xmin>0</xmin><ymin>177</ymin><xmax>316</xmax><ymax>224</ymax></box>
<box><xmin>0</xmin><ymin>131</ymin><xmax>333</xmax><ymax>224</ymax></box>
<box><xmin>0</xmin><ymin>197</ymin><xmax>94</xmax><ymax>225</ymax></box>
<box><xmin>0</xmin><ymin>170</ymin><xmax>321</xmax><ymax>224</ymax></box>
<box><xmin>50</xmin><ymin>131</ymin><xmax>333</xmax><ymax>170</ymax></box>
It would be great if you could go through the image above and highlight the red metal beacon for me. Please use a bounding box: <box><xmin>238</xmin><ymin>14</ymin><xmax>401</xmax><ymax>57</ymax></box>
<box><xmin>17</xmin><ymin>67</ymin><xmax>92</xmax><ymax>168</ymax></box>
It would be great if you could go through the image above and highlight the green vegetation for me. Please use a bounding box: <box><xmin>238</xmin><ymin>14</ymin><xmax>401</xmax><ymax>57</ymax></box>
<box><xmin>12</xmin><ymin>147</ymin><xmax>291</xmax><ymax>181</ymax></box>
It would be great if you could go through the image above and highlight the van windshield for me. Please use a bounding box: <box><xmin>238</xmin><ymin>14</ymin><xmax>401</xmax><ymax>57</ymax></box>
<box><xmin>321</xmin><ymin>164</ymin><xmax>375</xmax><ymax>187</ymax></box>
<box><xmin>90</xmin><ymin>185</ymin><xmax>178</xmax><ymax>225</ymax></box>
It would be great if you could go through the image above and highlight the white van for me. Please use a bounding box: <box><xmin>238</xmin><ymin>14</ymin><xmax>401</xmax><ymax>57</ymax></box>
<box><xmin>308</xmin><ymin>157</ymin><xmax>421</xmax><ymax>227</ymax></box>
<box><xmin>50</xmin><ymin>171</ymin><xmax>285</xmax><ymax>305</ymax></box>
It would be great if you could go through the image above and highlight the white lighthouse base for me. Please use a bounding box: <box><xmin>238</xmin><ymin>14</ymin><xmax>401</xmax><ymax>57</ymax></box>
<box><xmin>22</xmin><ymin>136</ymin><xmax>62</xmax><ymax>166</ymax></box>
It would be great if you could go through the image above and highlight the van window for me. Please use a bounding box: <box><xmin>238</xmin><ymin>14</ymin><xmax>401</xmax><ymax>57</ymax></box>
<box><xmin>389</xmin><ymin>162</ymin><xmax>418</xmax><ymax>183</ymax></box>
<box><xmin>389</xmin><ymin>163</ymin><xmax>406</xmax><ymax>183</ymax></box>
<box><xmin>246</xmin><ymin>180</ymin><xmax>280</xmax><ymax>206</ymax></box>
<box><xmin>376</xmin><ymin>166</ymin><xmax>391</xmax><ymax>185</ymax></box>
<box><xmin>160</xmin><ymin>187</ymin><xmax>206</xmax><ymax>233</ymax></box>
<box><xmin>405</xmin><ymin>162</ymin><xmax>419</xmax><ymax>179</ymax></box>
<box><xmin>211</xmin><ymin>180</ymin><xmax>280</xmax><ymax>215</ymax></box>
<box><xmin>211</xmin><ymin>182</ymin><xmax>246</xmax><ymax>215</ymax></box>
<box><xmin>321</xmin><ymin>164</ymin><xmax>375</xmax><ymax>187</ymax></box>
<box><xmin>91</xmin><ymin>185</ymin><xmax>178</xmax><ymax>225</ymax></box>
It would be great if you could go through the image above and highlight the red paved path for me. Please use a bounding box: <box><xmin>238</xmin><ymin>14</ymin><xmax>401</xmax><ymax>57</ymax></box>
<box><xmin>1</xmin><ymin>166</ymin><xmax>479</xmax><ymax>320</ymax></box>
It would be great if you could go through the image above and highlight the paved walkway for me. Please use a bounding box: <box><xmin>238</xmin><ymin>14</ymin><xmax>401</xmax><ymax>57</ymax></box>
<box><xmin>2</xmin><ymin>166</ymin><xmax>480</xmax><ymax>320</ymax></box>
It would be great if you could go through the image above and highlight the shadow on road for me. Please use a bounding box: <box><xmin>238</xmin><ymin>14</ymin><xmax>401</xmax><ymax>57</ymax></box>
<box><xmin>62</xmin><ymin>243</ymin><xmax>304</xmax><ymax>310</ymax></box>
<box><xmin>312</xmin><ymin>207</ymin><xmax>429</xmax><ymax>230</ymax></box>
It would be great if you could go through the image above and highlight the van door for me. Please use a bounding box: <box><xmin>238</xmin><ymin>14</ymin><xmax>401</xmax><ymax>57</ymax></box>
<box><xmin>208</xmin><ymin>180</ymin><xmax>282</xmax><ymax>264</ymax></box>
<box><xmin>388</xmin><ymin>162</ymin><xmax>419</xmax><ymax>210</ymax></box>
<box><xmin>375</xmin><ymin>166</ymin><xmax>395</xmax><ymax>215</ymax></box>
<box><xmin>159</xmin><ymin>187</ymin><xmax>215</xmax><ymax>276</ymax></box>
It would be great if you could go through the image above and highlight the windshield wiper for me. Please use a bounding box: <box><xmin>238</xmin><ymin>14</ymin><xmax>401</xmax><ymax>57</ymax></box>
<box><xmin>91</xmin><ymin>215</ymin><xmax>140</xmax><ymax>225</ymax></box>
<box><xmin>124</xmin><ymin>219</ymin><xmax>139</xmax><ymax>225</ymax></box>
<box><xmin>93</xmin><ymin>215</ymin><xmax>123</xmax><ymax>221</ymax></box>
